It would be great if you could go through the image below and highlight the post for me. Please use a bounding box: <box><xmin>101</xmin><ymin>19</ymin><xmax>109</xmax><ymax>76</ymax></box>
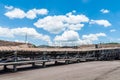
<box><xmin>65</xmin><ymin>60</ymin><xmax>69</xmax><ymax>64</ymax></box>
<box><xmin>13</xmin><ymin>51</ymin><xmax>17</xmax><ymax>72</ymax></box>
<box><xmin>32</xmin><ymin>63</ymin><xmax>35</xmax><ymax>67</ymax></box>
<box><xmin>42</xmin><ymin>62</ymin><xmax>46</xmax><ymax>68</ymax></box>
<box><xmin>3</xmin><ymin>65</ymin><xmax>7</xmax><ymax>71</ymax></box>
<box><xmin>65</xmin><ymin>51</ymin><xmax>69</xmax><ymax>64</ymax></box>
<box><xmin>55</xmin><ymin>61</ymin><xmax>58</xmax><ymax>64</ymax></box>
<box><xmin>31</xmin><ymin>54</ymin><xmax>36</xmax><ymax>67</ymax></box>
<box><xmin>13</xmin><ymin>64</ymin><xmax>17</xmax><ymax>72</ymax></box>
<box><xmin>42</xmin><ymin>51</ymin><xmax>47</xmax><ymax>68</ymax></box>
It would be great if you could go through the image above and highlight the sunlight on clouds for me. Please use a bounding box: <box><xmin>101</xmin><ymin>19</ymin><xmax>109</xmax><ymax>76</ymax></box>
<box><xmin>34</xmin><ymin>11</ymin><xmax>89</xmax><ymax>34</ymax></box>
<box><xmin>0</xmin><ymin>27</ymin><xmax>14</xmax><ymax>37</ymax></box>
<box><xmin>26</xmin><ymin>8</ymin><xmax>48</xmax><ymax>19</ymax></box>
<box><xmin>53</xmin><ymin>30</ymin><xmax>106</xmax><ymax>46</ymax></box>
<box><xmin>0</xmin><ymin>27</ymin><xmax>51</xmax><ymax>45</ymax></box>
<box><xmin>4</xmin><ymin>6</ymin><xmax>48</xmax><ymax>19</ymax></box>
<box><xmin>3</xmin><ymin>5</ymin><xmax>112</xmax><ymax>46</ymax></box>
<box><xmin>100</xmin><ymin>9</ymin><xmax>110</xmax><ymax>14</ymax></box>
<box><xmin>54</xmin><ymin>30</ymin><xmax>80</xmax><ymax>42</ymax></box>
<box><xmin>90</xmin><ymin>20</ymin><xmax>111</xmax><ymax>27</ymax></box>
<box><xmin>82</xmin><ymin>33</ymin><xmax>106</xmax><ymax>41</ymax></box>
<box><xmin>4</xmin><ymin>8</ymin><xmax>26</xmax><ymax>19</ymax></box>
<box><xmin>4</xmin><ymin>5</ymin><xmax>13</xmax><ymax>10</ymax></box>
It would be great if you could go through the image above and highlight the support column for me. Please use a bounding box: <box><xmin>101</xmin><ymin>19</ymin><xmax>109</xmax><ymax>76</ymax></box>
<box><xmin>32</xmin><ymin>62</ymin><xmax>35</xmax><ymax>67</ymax></box>
<box><xmin>65</xmin><ymin>51</ymin><xmax>69</xmax><ymax>64</ymax></box>
<box><xmin>13</xmin><ymin>51</ymin><xmax>17</xmax><ymax>72</ymax></box>
<box><xmin>65</xmin><ymin>51</ymin><xmax>68</xmax><ymax>59</ymax></box>
<box><xmin>31</xmin><ymin>54</ymin><xmax>36</xmax><ymax>67</ymax></box>
<box><xmin>65</xmin><ymin>60</ymin><xmax>69</xmax><ymax>64</ymax></box>
<box><xmin>55</xmin><ymin>61</ymin><xmax>58</xmax><ymax>64</ymax></box>
<box><xmin>42</xmin><ymin>51</ymin><xmax>47</xmax><ymax>68</ymax></box>
<box><xmin>42</xmin><ymin>62</ymin><xmax>46</xmax><ymax>68</ymax></box>
<box><xmin>3</xmin><ymin>65</ymin><xmax>7</xmax><ymax>70</ymax></box>
<box><xmin>13</xmin><ymin>64</ymin><xmax>17</xmax><ymax>72</ymax></box>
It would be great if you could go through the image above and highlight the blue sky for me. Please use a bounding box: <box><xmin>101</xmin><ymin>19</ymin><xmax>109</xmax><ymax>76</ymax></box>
<box><xmin>0</xmin><ymin>0</ymin><xmax>120</xmax><ymax>46</ymax></box>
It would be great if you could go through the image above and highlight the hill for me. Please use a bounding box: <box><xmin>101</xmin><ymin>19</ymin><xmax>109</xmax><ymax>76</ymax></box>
<box><xmin>0</xmin><ymin>40</ymin><xmax>34</xmax><ymax>48</ymax></box>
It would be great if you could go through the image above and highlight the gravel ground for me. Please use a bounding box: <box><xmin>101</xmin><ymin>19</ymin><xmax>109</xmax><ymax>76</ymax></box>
<box><xmin>0</xmin><ymin>61</ymin><xmax>120</xmax><ymax>80</ymax></box>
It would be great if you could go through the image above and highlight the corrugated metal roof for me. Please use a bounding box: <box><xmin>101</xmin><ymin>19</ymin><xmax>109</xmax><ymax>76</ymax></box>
<box><xmin>0</xmin><ymin>46</ymin><xmax>119</xmax><ymax>53</ymax></box>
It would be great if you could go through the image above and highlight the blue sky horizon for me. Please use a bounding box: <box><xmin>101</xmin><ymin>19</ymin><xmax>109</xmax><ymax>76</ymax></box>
<box><xmin>0</xmin><ymin>0</ymin><xmax>120</xmax><ymax>46</ymax></box>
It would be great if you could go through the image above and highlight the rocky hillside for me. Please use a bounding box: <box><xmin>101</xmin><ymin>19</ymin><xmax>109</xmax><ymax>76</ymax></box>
<box><xmin>0</xmin><ymin>40</ymin><xmax>34</xmax><ymax>48</ymax></box>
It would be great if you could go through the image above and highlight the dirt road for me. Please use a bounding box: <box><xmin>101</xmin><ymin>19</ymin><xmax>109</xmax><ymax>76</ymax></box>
<box><xmin>0</xmin><ymin>61</ymin><xmax>120</xmax><ymax>80</ymax></box>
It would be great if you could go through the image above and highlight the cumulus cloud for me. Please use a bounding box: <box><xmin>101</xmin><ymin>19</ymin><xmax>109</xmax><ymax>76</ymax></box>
<box><xmin>54</xmin><ymin>30</ymin><xmax>80</xmax><ymax>46</ymax></box>
<box><xmin>5</xmin><ymin>5</ymin><xmax>13</xmax><ymax>10</ymax></box>
<box><xmin>26</xmin><ymin>8</ymin><xmax>48</xmax><ymax>19</ymax></box>
<box><xmin>110</xmin><ymin>29</ymin><xmax>116</xmax><ymax>32</ymax></box>
<box><xmin>100</xmin><ymin>9</ymin><xmax>110</xmax><ymax>14</ymax></box>
<box><xmin>53</xmin><ymin>30</ymin><xmax>106</xmax><ymax>46</ymax></box>
<box><xmin>4</xmin><ymin>6</ymin><xmax>48</xmax><ymax>19</ymax></box>
<box><xmin>0</xmin><ymin>27</ymin><xmax>14</xmax><ymax>37</ymax></box>
<box><xmin>34</xmin><ymin>12</ymin><xmax>89</xmax><ymax>34</ymax></box>
<box><xmin>11</xmin><ymin>27</ymin><xmax>50</xmax><ymax>42</ymax></box>
<box><xmin>82</xmin><ymin>33</ymin><xmax>106</xmax><ymax>44</ymax></box>
<box><xmin>4</xmin><ymin>8</ymin><xmax>26</xmax><ymax>19</ymax></box>
<box><xmin>54</xmin><ymin>30</ymin><xmax>80</xmax><ymax>42</ymax></box>
<box><xmin>0</xmin><ymin>27</ymin><xmax>51</xmax><ymax>44</ymax></box>
<box><xmin>90</xmin><ymin>20</ymin><xmax>111</xmax><ymax>27</ymax></box>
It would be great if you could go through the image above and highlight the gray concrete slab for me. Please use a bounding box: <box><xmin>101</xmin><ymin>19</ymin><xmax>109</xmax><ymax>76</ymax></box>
<box><xmin>0</xmin><ymin>61</ymin><xmax>120</xmax><ymax>80</ymax></box>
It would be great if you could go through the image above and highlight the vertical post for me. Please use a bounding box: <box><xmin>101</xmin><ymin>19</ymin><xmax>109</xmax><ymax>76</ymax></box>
<box><xmin>92</xmin><ymin>51</ymin><xmax>96</xmax><ymax>61</ymax></box>
<box><xmin>32</xmin><ymin>62</ymin><xmax>35</xmax><ymax>67</ymax></box>
<box><xmin>65</xmin><ymin>51</ymin><xmax>69</xmax><ymax>64</ymax></box>
<box><xmin>42</xmin><ymin>51</ymin><xmax>47</xmax><ymax>68</ymax></box>
<box><xmin>65</xmin><ymin>51</ymin><xmax>68</xmax><ymax>59</ymax></box>
<box><xmin>77</xmin><ymin>51</ymin><xmax>81</xmax><ymax>63</ymax></box>
<box><xmin>3</xmin><ymin>65</ymin><xmax>7</xmax><ymax>71</ymax></box>
<box><xmin>31</xmin><ymin>53</ymin><xmax>36</xmax><ymax>67</ymax></box>
<box><xmin>42</xmin><ymin>62</ymin><xmax>46</xmax><ymax>68</ymax></box>
<box><xmin>13</xmin><ymin>51</ymin><xmax>17</xmax><ymax>72</ymax></box>
<box><xmin>13</xmin><ymin>64</ymin><xmax>17</xmax><ymax>72</ymax></box>
<box><xmin>55</xmin><ymin>61</ymin><xmax>58</xmax><ymax>64</ymax></box>
<box><xmin>65</xmin><ymin>60</ymin><xmax>69</xmax><ymax>64</ymax></box>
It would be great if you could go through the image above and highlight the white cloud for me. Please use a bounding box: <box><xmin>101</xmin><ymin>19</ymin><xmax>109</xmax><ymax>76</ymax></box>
<box><xmin>4</xmin><ymin>8</ymin><xmax>26</xmax><ymax>19</ymax></box>
<box><xmin>0</xmin><ymin>27</ymin><xmax>51</xmax><ymax>45</ymax></box>
<box><xmin>66</xmin><ymin>13</ymin><xmax>89</xmax><ymax>24</ymax></box>
<box><xmin>34</xmin><ymin>16</ymin><xmax>67</xmax><ymax>34</ymax></box>
<box><xmin>53</xmin><ymin>30</ymin><xmax>106</xmax><ymax>46</ymax></box>
<box><xmin>110</xmin><ymin>29</ymin><xmax>116</xmax><ymax>32</ymax></box>
<box><xmin>4</xmin><ymin>6</ymin><xmax>48</xmax><ymax>19</ymax></box>
<box><xmin>54</xmin><ymin>30</ymin><xmax>80</xmax><ymax>42</ymax></box>
<box><xmin>26</xmin><ymin>8</ymin><xmax>48</xmax><ymax>19</ymax></box>
<box><xmin>11</xmin><ymin>27</ymin><xmax>50</xmax><ymax>43</ymax></box>
<box><xmin>5</xmin><ymin>5</ymin><xmax>13</xmax><ymax>10</ymax></box>
<box><xmin>100</xmin><ymin>9</ymin><xmax>110</xmax><ymax>14</ymax></box>
<box><xmin>0</xmin><ymin>27</ymin><xmax>14</xmax><ymax>37</ymax></box>
<box><xmin>82</xmin><ymin>33</ymin><xmax>106</xmax><ymax>42</ymax></box>
<box><xmin>68</xmin><ymin>24</ymin><xmax>84</xmax><ymax>30</ymax></box>
<box><xmin>34</xmin><ymin>12</ymin><xmax>89</xmax><ymax>34</ymax></box>
<box><xmin>90</xmin><ymin>20</ymin><xmax>111</xmax><ymax>27</ymax></box>
<box><xmin>80</xmin><ymin>33</ymin><xmax>106</xmax><ymax>45</ymax></box>
<box><xmin>72</xmin><ymin>10</ymin><xmax>76</xmax><ymax>13</ymax></box>
<box><xmin>54</xmin><ymin>30</ymin><xmax>80</xmax><ymax>46</ymax></box>
<box><xmin>0</xmin><ymin>26</ymin><xmax>106</xmax><ymax>46</ymax></box>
